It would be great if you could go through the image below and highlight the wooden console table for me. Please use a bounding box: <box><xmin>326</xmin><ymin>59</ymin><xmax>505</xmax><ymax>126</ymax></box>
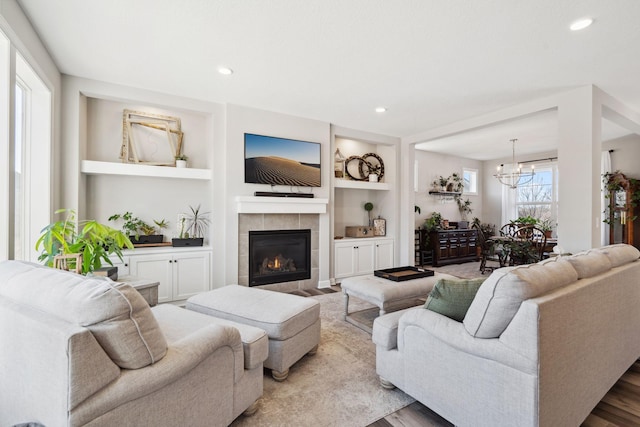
<box><xmin>118</xmin><ymin>275</ymin><xmax>159</xmax><ymax>307</ymax></box>
<box><xmin>430</xmin><ymin>229</ymin><xmax>478</xmax><ymax>266</ymax></box>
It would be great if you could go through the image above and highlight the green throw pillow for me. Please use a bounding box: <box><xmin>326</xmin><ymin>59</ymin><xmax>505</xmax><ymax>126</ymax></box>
<box><xmin>424</xmin><ymin>278</ymin><xmax>486</xmax><ymax>322</ymax></box>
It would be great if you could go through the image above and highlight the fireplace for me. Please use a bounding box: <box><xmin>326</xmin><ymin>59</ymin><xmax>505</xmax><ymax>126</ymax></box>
<box><xmin>248</xmin><ymin>229</ymin><xmax>311</xmax><ymax>286</ymax></box>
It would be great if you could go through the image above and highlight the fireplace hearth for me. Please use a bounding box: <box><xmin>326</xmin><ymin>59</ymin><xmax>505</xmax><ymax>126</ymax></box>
<box><xmin>248</xmin><ymin>229</ymin><xmax>311</xmax><ymax>286</ymax></box>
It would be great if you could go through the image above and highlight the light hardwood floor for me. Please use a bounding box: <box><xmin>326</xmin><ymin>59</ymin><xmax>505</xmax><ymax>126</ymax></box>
<box><xmin>368</xmin><ymin>360</ymin><xmax>640</xmax><ymax>427</ymax></box>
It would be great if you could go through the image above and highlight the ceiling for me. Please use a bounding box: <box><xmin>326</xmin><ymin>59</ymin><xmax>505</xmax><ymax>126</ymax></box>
<box><xmin>16</xmin><ymin>0</ymin><xmax>640</xmax><ymax>159</ymax></box>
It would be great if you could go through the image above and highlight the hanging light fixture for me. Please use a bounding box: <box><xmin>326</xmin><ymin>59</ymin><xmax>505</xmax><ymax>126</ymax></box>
<box><xmin>494</xmin><ymin>138</ymin><xmax>535</xmax><ymax>189</ymax></box>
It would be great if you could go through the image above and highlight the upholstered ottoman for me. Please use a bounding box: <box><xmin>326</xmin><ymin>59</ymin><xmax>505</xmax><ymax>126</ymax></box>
<box><xmin>186</xmin><ymin>285</ymin><xmax>321</xmax><ymax>381</ymax></box>
<box><xmin>341</xmin><ymin>272</ymin><xmax>456</xmax><ymax>328</ymax></box>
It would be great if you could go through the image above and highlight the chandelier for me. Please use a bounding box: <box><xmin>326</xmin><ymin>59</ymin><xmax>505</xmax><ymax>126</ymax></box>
<box><xmin>494</xmin><ymin>139</ymin><xmax>535</xmax><ymax>189</ymax></box>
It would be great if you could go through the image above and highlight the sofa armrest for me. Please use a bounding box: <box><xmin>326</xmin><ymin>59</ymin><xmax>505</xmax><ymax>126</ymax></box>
<box><xmin>398</xmin><ymin>308</ymin><xmax>537</xmax><ymax>374</ymax></box>
<box><xmin>372</xmin><ymin>307</ymin><xmax>420</xmax><ymax>350</ymax></box>
<box><xmin>73</xmin><ymin>323</ymin><xmax>243</xmax><ymax>425</ymax></box>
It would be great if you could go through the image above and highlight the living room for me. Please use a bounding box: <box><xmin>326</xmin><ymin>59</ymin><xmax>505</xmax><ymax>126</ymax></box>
<box><xmin>2</xmin><ymin>1</ymin><xmax>640</xmax><ymax>426</ymax></box>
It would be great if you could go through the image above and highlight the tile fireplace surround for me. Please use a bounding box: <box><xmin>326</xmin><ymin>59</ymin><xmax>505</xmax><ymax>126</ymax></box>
<box><xmin>238</xmin><ymin>213</ymin><xmax>319</xmax><ymax>292</ymax></box>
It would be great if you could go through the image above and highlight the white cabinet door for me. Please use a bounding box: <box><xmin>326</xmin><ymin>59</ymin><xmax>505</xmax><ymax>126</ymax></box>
<box><xmin>129</xmin><ymin>254</ymin><xmax>173</xmax><ymax>303</ymax></box>
<box><xmin>354</xmin><ymin>240</ymin><xmax>375</xmax><ymax>275</ymax></box>
<box><xmin>375</xmin><ymin>240</ymin><xmax>394</xmax><ymax>270</ymax></box>
<box><xmin>173</xmin><ymin>251</ymin><xmax>211</xmax><ymax>300</ymax></box>
<box><xmin>334</xmin><ymin>242</ymin><xmax>356</xmax><ymax>279</ymax></box>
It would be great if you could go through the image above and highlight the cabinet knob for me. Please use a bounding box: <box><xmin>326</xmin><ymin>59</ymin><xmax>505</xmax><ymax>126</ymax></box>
<box><xmin>169</xmin><ymin>260</ymin><xmax>172</xmax><ymax>263</ymax></box>
<box><xmin>124</xmin><ymin>263</ymin><xmax>128</xmax><ymax>267</ymax></box>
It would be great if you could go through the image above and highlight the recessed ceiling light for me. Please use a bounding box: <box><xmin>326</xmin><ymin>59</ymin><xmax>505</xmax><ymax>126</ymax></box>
<box><xmin>375</xmin><ymin>107</ymin><xmax>387</xmax><ymax>113</ymax></box>
<box><xmin>570</xmin><ymin>18</ymin><xmax>593</xmax><ymax>31</ymax></box>
<box><xmin>218</xmin><ymin>67</ymin><xmax>234</xmax><ymax>75</ymax></box>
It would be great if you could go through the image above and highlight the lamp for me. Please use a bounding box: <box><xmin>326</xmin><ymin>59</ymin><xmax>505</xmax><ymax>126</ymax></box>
<box><xmin>494</xmin><ymin>139</ymin><xmax>535</xmax><ymax>189</ymax></box>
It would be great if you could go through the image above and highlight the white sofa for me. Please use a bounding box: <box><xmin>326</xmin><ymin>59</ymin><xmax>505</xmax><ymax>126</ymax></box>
<box><xmin>0</xmin><ymin>261</ymin><xmax>267</xmax><ymax>427</ymax></box>
<box><xmin>373</xmin><ymin>244</ymin><xmax>640</xmax><ymax>427</ymax></box>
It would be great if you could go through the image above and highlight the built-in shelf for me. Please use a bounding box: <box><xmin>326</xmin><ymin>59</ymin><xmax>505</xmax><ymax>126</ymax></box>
<box><xmin>236</xmin><ymin>196</ymin><xmax>328</xmax><ymax>214</ymax></box>
<box><xmin>334</xmin><ymin>179</ymin><xmax>390</xmax><ymax>190</ymax></box>
<box><xmin>81</xmin><ymin>160</ymin><xmax>212</xmax><ymax>180</ymax></box>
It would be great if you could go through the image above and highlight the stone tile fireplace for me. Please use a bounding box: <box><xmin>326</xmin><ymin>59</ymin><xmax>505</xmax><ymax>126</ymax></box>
<box><xmin>239</xmin><ymin>213</ymin><xmax>319</xmax><ymax>292</ymax></box>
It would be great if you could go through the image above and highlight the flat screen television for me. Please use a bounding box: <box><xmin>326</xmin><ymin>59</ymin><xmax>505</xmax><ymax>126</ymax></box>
<box><xmin>244</xmin><ymin>133</ymin><xmax>321</xmax><ymax>187</ymax></box>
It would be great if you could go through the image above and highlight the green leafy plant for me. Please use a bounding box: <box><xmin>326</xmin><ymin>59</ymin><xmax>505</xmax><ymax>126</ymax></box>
<box><xmin>414</xmin><ymin>205</ymin><xmax>421</xmax><ymax>214</ymax></box>
<box><xmin>36</xmin><ymin>209</ymin><xmax>133</xmax><ymax>275</ymax></box>
<box><xmin>154</xmin><ymin>219</ymin><xmax>169</xmax><ymax>232</ymax></box>
<box><xmin>538</xmin><ymin>218</ymin><xmax>554</xmax><ymax>233</ymax></box>
<box><xmin>424</xmin><ymin>212</ymin><xmax>443</xmax><ymax>232</ymax></box>
<box><xmin>108</xmin><ymin>212</ymin><xmax>153</xmax><ymax>239</ymax></box>
<box><xmin>455</xmin><ymin>196</ymin><xmax>473</xmax><ymax>220</ymax></box>
<box><xmin>510</xmin><ymin>215</ymin><xmax>538</xmax><ymax>226</ymax></box>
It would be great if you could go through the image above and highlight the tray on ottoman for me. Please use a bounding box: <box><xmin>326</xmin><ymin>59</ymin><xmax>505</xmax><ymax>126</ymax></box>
<box><xmin>374</xmin><ymin>266</ymin><xmax>434</xmax><ymax>282</ymax></box>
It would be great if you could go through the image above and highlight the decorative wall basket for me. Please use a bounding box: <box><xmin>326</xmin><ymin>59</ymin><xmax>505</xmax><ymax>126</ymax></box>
<box><xmin>344</xmin><ymin>153</ymin><xmax>385</xmax><ymax>181</ymax></box>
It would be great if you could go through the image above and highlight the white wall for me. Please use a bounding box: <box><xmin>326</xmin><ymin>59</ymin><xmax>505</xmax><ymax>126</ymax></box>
<box><xmin>604</xmin><ymin>134</ymin><xmax>640</xmax><ymax>176</ymax></box>
<box><xmin>414</xmin><ymin>150</ymin><xmax>483</xmax><ymax>229</ymax></box>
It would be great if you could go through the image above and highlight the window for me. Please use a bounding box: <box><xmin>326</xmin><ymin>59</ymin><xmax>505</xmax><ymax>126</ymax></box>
<box><xmin>503</xmin><ymin>163</ymin><xmax>558</xmax><ymax>232</ymax></box>
<box><xmin>13</xmin><ymin>81</ymin><xmax>25</xmax><ymax>259</ymax></box>
<box><xmin>463</xmin><ymin>168</ymin><xmax>478</xmax><ymax>195</ymax></box>
<box><xmin>0</xmin><ymin>31</ymin><xmax>52</xmax><ymax>262</ymax></box>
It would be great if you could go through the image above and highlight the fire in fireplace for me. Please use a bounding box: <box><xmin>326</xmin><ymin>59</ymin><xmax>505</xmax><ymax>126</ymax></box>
<box><xmin>248</xmin><ymin>229</ymin><xmax>311</xmax><ymax>286</ymax></box>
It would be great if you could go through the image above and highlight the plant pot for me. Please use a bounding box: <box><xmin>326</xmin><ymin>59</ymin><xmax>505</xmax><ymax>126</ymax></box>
<box><xmin>458</xmin><ymin>220</ymin><xmax>469</xmax><ymax>229</ymax></box>
<box><xmin>176</xmin><ymin>159</ymin><xmax>187</xmax><ymax>168</ymax></box>
<box><xmin>130</xmin><ymin>234</ymin><xmax>164</xmax><ymax>245</ymax></box>
<box><xmin>172</xmin><ymin>237</ymin><xmax>204</xmax><ymax>247</ymax></box>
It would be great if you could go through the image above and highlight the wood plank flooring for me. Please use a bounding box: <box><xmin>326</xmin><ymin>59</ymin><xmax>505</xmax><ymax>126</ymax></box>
<box><xmin>368</xmin><ymin>360</ymin><xmax>640</xmax><ymax>427</ymax></box>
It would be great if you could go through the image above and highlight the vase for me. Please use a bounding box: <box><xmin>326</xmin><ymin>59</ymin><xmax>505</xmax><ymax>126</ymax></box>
<box><xmin>176</xmin><ymin>160</ymin><xmax>187</xmax><ymax>168</ymax></box>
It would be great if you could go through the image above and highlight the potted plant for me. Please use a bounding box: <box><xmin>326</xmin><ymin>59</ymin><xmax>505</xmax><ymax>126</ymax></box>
<box><xmin>364</xmin><ymin>202</ymin><xmax>374</xmax><ymax>226</ymax></box>
<box><xmin>438</xmin><ymin>176</ymin><xmax>449</xmax><ymax>191</ymax></box>
<box><xmin>172</xmin><ymin>204</ymin><xmax>210</xmax><ymax>247</ymax></box>
<box><xmin>108</xmin><ymin>212</ymin><xmax>165</xmax><ymax>245</ymax></box>
<box><xmin>175</xmin><ymin>154</ymin><xmax>188</xmax><ymax>168</ymax></box>
<box><xmin>455</xmin><ymin>196</ymin><xmax>473</xmax><ymax>228</ymax></box>
<box><xmin>422</xmin><ymin>212</ymin><xmax>443</xmax><ymax>248</ymax></box>
<box><xmin>539</xmin><ymin>218</ymin><xmax>554</xmax><ymax>238</ymax></box>
<box><xmin>36</xmin><ymin>208</ymin><xmax>134</xmax><ymax>275</ymax></box>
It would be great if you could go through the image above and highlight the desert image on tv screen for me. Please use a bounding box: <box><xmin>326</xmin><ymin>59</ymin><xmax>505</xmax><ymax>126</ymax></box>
<box><xmin>244</xmin><ymin>134</ymin><xmax>321</xmax><ymax>187</ymax></box>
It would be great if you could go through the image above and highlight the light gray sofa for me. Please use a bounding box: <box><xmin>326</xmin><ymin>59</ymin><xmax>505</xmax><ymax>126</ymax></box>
<box><xmin>373</xmin><ymin>244</ymin><xmax>640</xmax><ymax>427</ymax></box>
<box><xmin>0</xmin><ymin>260</ymin><xmax>267</xmax><ymax>427</ymax></box>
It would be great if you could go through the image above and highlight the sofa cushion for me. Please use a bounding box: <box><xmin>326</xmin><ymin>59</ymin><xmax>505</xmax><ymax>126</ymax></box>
<box><xmin>0</xmin><ymin>261</ymin><xmax>167</xmax><ymax>369</ymax></box>
<box><xmin>564</xmin><ymin>250</ymin><xmax>612</xmax><ymax>278</ymax></box>
<box><xmin>463</xmin><ymin>257</ymin><xmax>578</xmax><ymax>338</ymax></box>
<box><xmin>424</xmin><ymin>278</ymin><xmax>486</xmax><ymax>322</ymax></box>
<box><xmin>595</xmin><ymin>244</ymin><xmax>640</xmax><ymax>267</ymax></box>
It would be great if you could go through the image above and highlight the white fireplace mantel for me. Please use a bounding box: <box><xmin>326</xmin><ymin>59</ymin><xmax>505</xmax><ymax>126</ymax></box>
<box><xmin>235</xmin><ymin>196</ymin><xmax>328</xmax><ymax>214</ymax></box>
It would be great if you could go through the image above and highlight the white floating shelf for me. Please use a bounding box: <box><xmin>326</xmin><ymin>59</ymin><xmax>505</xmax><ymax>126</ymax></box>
<box><xmin>236</xmin><ymin>196</ymin><xmax>328</xmax><ymax>214</ymax></box>
<box><xmin>81</xmin><ymin>160</ymin><xmax>212</xmax><ymax>180</ymax></box>
<box><xmin>334</xmin><ymin>180</ymin><xmax>390</xmax><ymax>190</ymax></box>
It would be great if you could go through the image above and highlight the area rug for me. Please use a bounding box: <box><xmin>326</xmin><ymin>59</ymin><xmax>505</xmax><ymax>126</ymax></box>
<box><xmin>230</xmin><ymin>291</ymin><xmax>415</xmax><ymax>427</ymax></box>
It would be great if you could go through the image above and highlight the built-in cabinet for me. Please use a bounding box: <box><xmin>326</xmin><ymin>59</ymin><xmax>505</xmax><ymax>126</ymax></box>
<box><xmin>331</xmin><ymin>128</ymin><xmax>399</xmax><ymax>283</ymax></box>
<box><xmin>430</xmin><ymin>229</ymin><xmax>478</xmax><ymax>266</ymax></box>
<box><xmin>334</xmin><ymin>237</ymin><xmax>394</xmax><ymax>280</ymax></box>
<box><xmin>115</xmin><ymin>247</ymin><xmax>212</xmax><ymax>303</ymax></box>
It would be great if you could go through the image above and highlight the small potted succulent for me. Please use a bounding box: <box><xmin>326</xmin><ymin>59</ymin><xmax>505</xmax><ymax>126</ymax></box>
<box><xmin>175</xmin><ymin>154</ymin><xmax>188</xmax><ymax>168</ymax></box>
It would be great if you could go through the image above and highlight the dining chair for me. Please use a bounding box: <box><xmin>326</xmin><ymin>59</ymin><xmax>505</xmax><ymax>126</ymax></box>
<box><xmin>473</xmin><ymin>223</ymin><xmax>502</xmax><ymax>274</ymax></box>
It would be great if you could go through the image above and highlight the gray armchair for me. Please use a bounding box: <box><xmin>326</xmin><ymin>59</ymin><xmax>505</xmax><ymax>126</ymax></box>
<box><xmin>0</xmin><ymin>261</ymin><xmax>265</xmax><ymax>427</ymax></box>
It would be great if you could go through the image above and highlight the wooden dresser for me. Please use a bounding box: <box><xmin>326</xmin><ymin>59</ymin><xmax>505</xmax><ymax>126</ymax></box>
<box><xmin>430</xmin><ymin>229</ymin><xmax>478</xmax><ymax>266</ymax></box>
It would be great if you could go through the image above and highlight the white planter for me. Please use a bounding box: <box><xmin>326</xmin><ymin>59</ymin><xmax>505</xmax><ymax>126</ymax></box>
<box><xmin>369</xmin><ymin>173</ymin><xmax>378</xmax><ymax>182</ymax></box>
<box><xmin>176</xmin><ymin>160</ymin><xmax>187</xmax><ymax>168</ymax></box>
